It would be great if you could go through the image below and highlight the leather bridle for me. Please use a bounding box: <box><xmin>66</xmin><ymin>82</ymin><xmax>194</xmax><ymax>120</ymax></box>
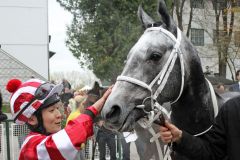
<box><xmin>117</xmin><ymin>26</ymin><xmax>184</xmax><ymax>127</ymax></box>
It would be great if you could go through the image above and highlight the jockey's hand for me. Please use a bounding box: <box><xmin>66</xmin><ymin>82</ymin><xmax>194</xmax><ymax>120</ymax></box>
<box><xmin>92</xmin><ymin>85</ymin><xmax>113</xmax><ymax>112</ymax></box>
<box><xmin>159</xmin><ymin>121</ymin><xmax>182</xmax><ymax>144</ymax></box>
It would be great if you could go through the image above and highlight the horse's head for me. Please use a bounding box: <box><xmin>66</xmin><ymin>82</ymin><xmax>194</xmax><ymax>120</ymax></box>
<box><xmin>101</xmin><ymin>0</ymin><xmax>197</xmax><ymax>132</ymax></box>
<box><xmin>84</xmin><ymin>81</ymin><xmax>107</xmax><ymax>107</ymax></box>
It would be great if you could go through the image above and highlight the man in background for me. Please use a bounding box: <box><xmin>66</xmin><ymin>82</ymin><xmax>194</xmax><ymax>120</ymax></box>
<box><xmin>229</xmin><ymin>70</ymin><xmax>240</xmax><ymax>91</ymax></box>
<box><xmin>95</xmin><ymin>117</ymin><xmax>117</xmax><ymax>160</ymax></box>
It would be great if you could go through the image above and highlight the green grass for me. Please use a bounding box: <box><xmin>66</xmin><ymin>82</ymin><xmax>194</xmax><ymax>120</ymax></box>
<box><xmin>2</xmin><ymin>103</ymin><xmax>11</xmax><ymax>113</ymax></box>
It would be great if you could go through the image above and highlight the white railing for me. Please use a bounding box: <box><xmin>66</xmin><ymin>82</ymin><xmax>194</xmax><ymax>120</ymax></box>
<box><xmin>0</xmin><ymin>124</ymin><xmax>5</xmax><ymax>160</ymax></box>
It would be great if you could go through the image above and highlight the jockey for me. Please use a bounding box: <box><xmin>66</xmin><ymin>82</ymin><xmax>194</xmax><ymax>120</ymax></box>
<box><xmin>6</xmin><ymin>78</ymin><xmax>112</xmax><ymax>160</ymax></box>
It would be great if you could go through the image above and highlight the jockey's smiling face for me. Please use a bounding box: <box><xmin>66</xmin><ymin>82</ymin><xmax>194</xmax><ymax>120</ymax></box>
<box><xmin>42</xmin><ymin>102</ymin><xmax>63</xmax><ymax>133</ymax></box>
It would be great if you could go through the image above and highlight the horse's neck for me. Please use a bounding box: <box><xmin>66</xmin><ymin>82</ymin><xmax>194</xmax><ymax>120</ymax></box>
<box><xmin>171</xmin><ymin>76</ymin><xmax>215</xmax><ymax>135</ymax></box>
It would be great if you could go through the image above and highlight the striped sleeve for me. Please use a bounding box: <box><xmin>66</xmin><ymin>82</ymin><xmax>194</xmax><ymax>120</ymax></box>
<box><xmin>64</xmin><ymin>113</ymin><xmax>94</xmax><ymax>150</ymax></box>
<box><xmin>19</xmin><ymin>113</ymin><xmax>94</xmax><ymax>160</ymax></box>
<box><xmin>37</xmin><ymin>130</ymin><xmax>78</xmax><ymax>160</ymax></box>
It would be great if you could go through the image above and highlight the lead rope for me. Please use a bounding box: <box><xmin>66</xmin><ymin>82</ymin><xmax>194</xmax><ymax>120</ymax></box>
<box><xmin>137</xmin><ymin>102</ymin><xmax>172</xmax><ymax>160</ymax></box>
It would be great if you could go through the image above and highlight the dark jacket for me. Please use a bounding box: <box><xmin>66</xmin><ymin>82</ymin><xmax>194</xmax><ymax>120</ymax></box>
<box><xmin>173</xmin><ymin>95</ymin><xmax>240</xmax><ymax>160</ymax></box>
<box><xmin>229</xmin><ymin>83</ymin><xmax>240</xmax><ymax>92</ymax></box>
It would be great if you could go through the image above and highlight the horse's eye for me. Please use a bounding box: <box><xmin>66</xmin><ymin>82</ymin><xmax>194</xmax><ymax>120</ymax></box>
<box><xmin>149</xmin><ymin>52</ymin><xmax>162</xmax><ymax>61</ymax></box>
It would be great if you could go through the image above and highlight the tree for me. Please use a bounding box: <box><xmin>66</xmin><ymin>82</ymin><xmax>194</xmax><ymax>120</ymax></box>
<box><xmin>58</xmin><ymin>0</ymin><xmax>239</xmax><ymax>80</ymax></box>
<box><xmin>172</xmin><ymin>0</ymin><xmax>238</xmax><ymax>79</ymax></box>
<box><xmin>211</xmin><ymin>0</ymin><xmax>236</xmax><ymax>78</ymax></box>
<box><xmin>57</xmin><ymin>0</ymin><xmax>157</xmax><ymax>83</ymax></box>
<box><xmin>171</xmin><ymin>0</ymin><xmax>193</xmax><ymax>37</ymax></box>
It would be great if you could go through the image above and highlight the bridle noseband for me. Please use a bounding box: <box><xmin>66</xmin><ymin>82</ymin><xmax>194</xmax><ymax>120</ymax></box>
<box><xmin>117</xmin><ymin>26</ymin><xmax>185</xmax><ymax>127</ymax></box>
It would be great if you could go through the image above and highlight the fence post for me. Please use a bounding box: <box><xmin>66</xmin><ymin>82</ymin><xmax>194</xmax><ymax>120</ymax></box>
<box><xmin>4</xmin><ymin>120</ymin><xmax>11</xmax><ymax>160</ymax></box>
<box><xmin>117</xmin><ymin>134</ymin><xmax>122</xmax><ymax>160</ymax></box>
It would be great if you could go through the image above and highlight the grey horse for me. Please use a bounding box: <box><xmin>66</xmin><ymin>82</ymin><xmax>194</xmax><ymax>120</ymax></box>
<box><xmin>101</xmin><ymin>0</ymin><xmax>239</xmax><ymax>159</ymax></box>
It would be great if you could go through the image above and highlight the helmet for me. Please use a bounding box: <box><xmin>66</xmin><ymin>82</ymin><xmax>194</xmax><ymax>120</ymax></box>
<box><xmin>6</xmin><ymin>78</ymin><xmax>63</xmax><ymax>125</ymax></box>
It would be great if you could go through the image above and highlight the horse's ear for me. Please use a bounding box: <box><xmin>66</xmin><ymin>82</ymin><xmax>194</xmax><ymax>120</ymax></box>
<box><xmin>158</xmin><ymin>0</ymin><xmax>177</xmax><ymax>37</ymax></box>
<box><xmin>94</xmin><ymin>81</ymin><xmax>100</xmax><ymax>88</ymax></box>
<box><xmin>138</xmin><ymin>5</ymin><xmax>155</xmax><ymax>29</ymax></box>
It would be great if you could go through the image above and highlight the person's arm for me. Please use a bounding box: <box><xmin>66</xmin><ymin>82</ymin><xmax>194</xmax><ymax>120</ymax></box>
<box><xmin>64</xmin><ymin>86</ymin><xmax>113</xmax><ymax>149</ymax></box>
<box><xmin>160</xmin><ymin>107</ymin><xmax>227</xmax><ymax>160</ymax></box>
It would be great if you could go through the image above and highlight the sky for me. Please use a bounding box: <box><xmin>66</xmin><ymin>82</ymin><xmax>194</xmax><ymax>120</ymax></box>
<box><xmin>48</xmin><ymin>1</ymin><xmax>101</xmax><ymax>87</ymax></box>
<box><xmin>48</xmin><ymin>0</ymin><xmax>82</xmax><ymax>73</ymax></box>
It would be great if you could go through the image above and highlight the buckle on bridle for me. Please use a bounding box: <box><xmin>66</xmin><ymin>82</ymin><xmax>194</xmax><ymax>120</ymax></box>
<box><xmin>136</xmin><ymin>97</ymin><xmax>155</xmax><ymax>113</ymax></box>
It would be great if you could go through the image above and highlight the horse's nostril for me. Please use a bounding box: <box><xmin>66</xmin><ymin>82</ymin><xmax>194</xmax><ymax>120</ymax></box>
<box><xmin>106</xmin><ymin>105</ymin><xmax>121</xmax><ymax>123</ymax></box>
